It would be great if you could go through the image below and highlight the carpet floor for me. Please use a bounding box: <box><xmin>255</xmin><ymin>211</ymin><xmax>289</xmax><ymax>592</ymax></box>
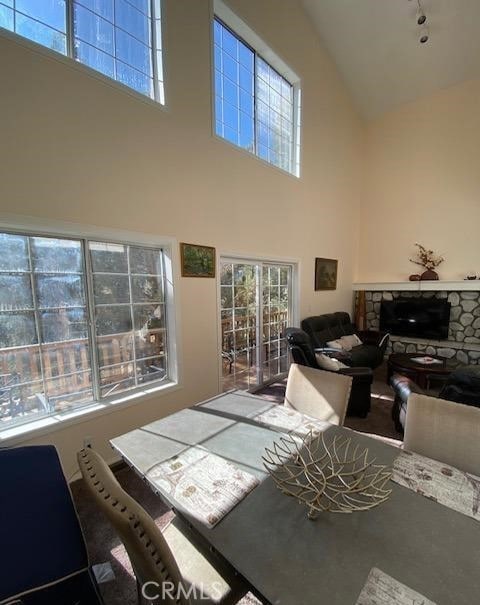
<box><xmin>71</xmin><ymin>364</ymin><xmax>400</xmax><ymax>604</ymax></box>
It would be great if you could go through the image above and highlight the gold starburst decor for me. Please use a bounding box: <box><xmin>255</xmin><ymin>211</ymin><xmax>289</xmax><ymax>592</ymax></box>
<box><xmin>262</xmin><ymin>431</ymin><xmax>392</xmax><ymax>519</ymax></box>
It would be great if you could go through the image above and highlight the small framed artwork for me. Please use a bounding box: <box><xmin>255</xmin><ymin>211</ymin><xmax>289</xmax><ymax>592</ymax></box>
<box><xmin>315</xmin><ymin>257</ymin><xmax>338</xmax><ymax>291</ymax></box>
<box><xmin>180</xmin><ymin>242</ymin><xmax>216</xmax><ymax>278</ymax></box>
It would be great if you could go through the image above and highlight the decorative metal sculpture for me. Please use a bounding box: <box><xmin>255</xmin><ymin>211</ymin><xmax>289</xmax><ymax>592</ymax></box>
<box><xmin>263</xmin><ymin>431</ymin><xmax>392</xmax><ymax>519</ymax></box>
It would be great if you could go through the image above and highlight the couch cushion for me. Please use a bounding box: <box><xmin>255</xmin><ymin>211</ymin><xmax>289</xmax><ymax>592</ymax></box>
<box><xmin>302</xmin><ymin>313</ymin><xmax>355</xmax><ymax>347</ymax></box>
<box><xmin>349</xmin><ymin>344</ymin><xmax>382</xmax><ymax>368</ymax></box>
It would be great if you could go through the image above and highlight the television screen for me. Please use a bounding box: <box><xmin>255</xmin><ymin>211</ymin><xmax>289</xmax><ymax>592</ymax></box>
<box><xmin>380</xmin><ymin>298</ymin><xmax>451</xmax><ymax>340</ymax></box>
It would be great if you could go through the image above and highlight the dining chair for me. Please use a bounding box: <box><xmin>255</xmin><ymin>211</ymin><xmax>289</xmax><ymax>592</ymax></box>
<box><xmin>77</xmin><ymin>448</ymin><xmax>249</xmax><ymax>605</ymax></box>
<box><xmin>284</xmin><ymin>363</ymin><xmax>352</xmax><ymax>426</ymax></box>
<box><xmin>404</xmin><ymin>393</ymin><xmax>480</xmax><ymax>475</ymax></box>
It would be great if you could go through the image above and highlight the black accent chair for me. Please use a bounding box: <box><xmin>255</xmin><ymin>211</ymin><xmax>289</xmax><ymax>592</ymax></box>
<box><xmin>284</xmin><ymin>327</ymin><xmax>373</xmax><ymax>418</ymax></box>
<box><xmin>390</xmin><ymin>365</ymin><xmax>480</xmax><ymax>433</ymax></box>
<box><xmin>301</xmin><ymin>312</ymin><xmax>389</xmax><ymax>370</ymax></box>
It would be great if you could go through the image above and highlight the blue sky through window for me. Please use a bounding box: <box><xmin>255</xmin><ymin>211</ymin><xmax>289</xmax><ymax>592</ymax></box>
<box><xmin>0</xmin><ymin>0</ymin><xmax>67</xmax><ymax>53</ymax></box>
<box><xmin>0</xmin><ymin>0</ymin><xmax>162</xmax><ymax>102</ymax></box>
<box><xmin>213</xmin><ymin>18</ymin><xmax>295</xmax><ymax>173</ymax></box>
<box><xmin>214</xmin><ymin>19</ymin><xmax>254</xmax><ymax>152</ymax></box>
<box><xmin>73</xmin><ymin>0</ymin><xmax>153</xmax><ymax>97</ymax></box>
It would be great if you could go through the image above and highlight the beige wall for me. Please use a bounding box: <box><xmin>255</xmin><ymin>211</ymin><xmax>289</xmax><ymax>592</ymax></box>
<box><xmin>358</xmin><ymin>78</ymin><xmax>480</xmax><ymax>282</ymax></box>
<box><xmin>0</xmin><ymin>0</ymin><xmax>363</xmax><ymax>476</ymax></box>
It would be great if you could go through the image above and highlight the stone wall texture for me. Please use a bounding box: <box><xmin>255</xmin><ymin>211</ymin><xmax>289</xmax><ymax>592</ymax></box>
<box><xmin>362</xmin><ymin>290</ymin><xmax>480</xmax><ymax>365</ymax></box>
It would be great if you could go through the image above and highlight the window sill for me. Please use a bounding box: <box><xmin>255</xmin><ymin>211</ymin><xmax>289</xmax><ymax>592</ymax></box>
<box><xmin>0</xmin><ymin>380</ymin><xmax>181</xmax><ymax>446</ymax></box>
<box><xmin>0</xmin><ymin>27</ymin><xmax>167</xmax><ymax>111</ymax></box>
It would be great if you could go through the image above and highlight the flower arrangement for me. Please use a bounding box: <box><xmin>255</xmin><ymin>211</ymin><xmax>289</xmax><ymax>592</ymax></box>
<box><xmin>410</xmin><ymin>243</ymin><xmax>444</xmax><ymax>271</ymax></box>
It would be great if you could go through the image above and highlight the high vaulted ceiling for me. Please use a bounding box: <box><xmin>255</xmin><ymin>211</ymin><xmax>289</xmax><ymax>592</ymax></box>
<box><xmin>302</xmin><ymin>0</ymin><xmax>480</xmax><ymax>120</ymax></box>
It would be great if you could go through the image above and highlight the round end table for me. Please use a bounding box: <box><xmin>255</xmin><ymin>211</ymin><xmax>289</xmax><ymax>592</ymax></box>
<box><xmin>387</xmin><ymin>352</ymin><xmax>457</xmax><ymax>390</ymax></box>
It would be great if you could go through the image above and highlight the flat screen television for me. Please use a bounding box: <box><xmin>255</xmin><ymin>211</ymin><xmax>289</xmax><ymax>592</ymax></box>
<box><xmin>380</xmin><ymin>298</ymin><xmax>451</xmax><ymax>340</ymax></box>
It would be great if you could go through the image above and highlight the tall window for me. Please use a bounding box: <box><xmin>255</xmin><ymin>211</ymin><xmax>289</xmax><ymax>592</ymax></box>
<box><xmin>0</xmin><ymin>231</ymin><xmax>171</xmax><ymax>430</ymax></box>
<box><xmin>0</xmin><ymin>0</ymin><xmax>164</xmax><ymax>103</ymax></box>
<box><xmin>213</xmin><ymin>17</ymin><xmax>299</xmax><ymax>175</ymax></box>
<box><xmin>220</xmin><ymin>259</ymin><xmax>294</xmax><ymax>391</ymax></box>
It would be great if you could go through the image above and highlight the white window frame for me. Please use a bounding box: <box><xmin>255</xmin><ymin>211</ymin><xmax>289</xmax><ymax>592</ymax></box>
<box><xmin>212</xmin><ymin>0</ymin><xmax>302</xmax><ymax>177</ymax></box>
<box><xmin>0</xmin><ymin>215</ymin><xmax>180</xmax><ymax>443</ymax></box>
<box><xmin>0</xmin><ymin>0</ymin><xmax>166</xmax><ymax>107</ymax></box>
<box><xmin>216</xmin><ymin>252</ymin><xmax>300</xmax><ymax>391</ymax></box>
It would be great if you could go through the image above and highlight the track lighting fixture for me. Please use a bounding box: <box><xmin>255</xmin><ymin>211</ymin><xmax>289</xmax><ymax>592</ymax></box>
<box><xmin>408</xmin><ymin>0</ymin><xmax>430</xmax><ymax>44</ymax></box>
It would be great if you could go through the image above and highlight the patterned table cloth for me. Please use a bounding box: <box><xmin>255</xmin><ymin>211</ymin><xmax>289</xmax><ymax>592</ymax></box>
<box><xmin>147</xmin><ymin>447</ymin><xmax>259</xmax><ymax>527</ymax></box>
<box><xmin>392</xmin><ymin>450</ymin><xmax>480</xmax><ymax>522</ymax></box>
<box><xmin>356</xmin><ymin>568</ymin><xmax>437</xmax><ymax>605</ymax></box>
<box><xmin>252</xmin><ymin>405</ymin><xmax>330</xmax><ymax>436</ymax></box>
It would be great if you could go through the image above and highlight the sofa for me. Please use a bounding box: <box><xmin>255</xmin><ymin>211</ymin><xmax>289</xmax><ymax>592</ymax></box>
<box><xmin>390</xmin><ymin>365</ymin><xmax>480</xmax><ymax>433</ymax></box>
<box><xmin>284</xmin><ymin>327</ymin><xmax>373</xmax><ymax>417</ymax></box>
<box><xmin>301</xmin><ymin>312</ymin><xmax>389</xmax><ymax>370</ymax></box>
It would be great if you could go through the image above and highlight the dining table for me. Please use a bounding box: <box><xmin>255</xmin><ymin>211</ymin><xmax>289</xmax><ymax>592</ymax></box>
<box><xmin>110</xmin><ymin>390</ymin><xmax>480</xmax><ymax>605</ymax></box>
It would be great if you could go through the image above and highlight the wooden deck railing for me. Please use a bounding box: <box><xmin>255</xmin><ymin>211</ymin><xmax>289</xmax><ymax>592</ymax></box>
<box><xmin>0</xmin><ymin>331</ymin><xmax>165</xmax><ymax>401</ymax></box>
<box><xmin>221</xmin><ymin>310</ymin><xmax>288</xmax><ymax>350</ymax></box>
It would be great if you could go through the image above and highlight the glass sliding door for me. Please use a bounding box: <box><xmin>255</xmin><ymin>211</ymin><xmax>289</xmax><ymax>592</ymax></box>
<box><xmin>262</xmin><ymin>264</ymin><xmax>291</xmax><ymax>382</ymax></box>
<box><xmin>220</xmin><ymin>259</ymin><xmax>293</xmax><ymax>392</ymax></box>
<box><xmin>220</xmin><ymin>262</ymin><xmax>260</xmax><ymax>391</ymax></box>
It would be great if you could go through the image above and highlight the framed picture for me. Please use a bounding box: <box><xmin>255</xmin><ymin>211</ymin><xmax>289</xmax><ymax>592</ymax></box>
<box><xmin>180</xmin><ymin>243</ymin><xmax>216</xmax><ymax>278</ymax></box>
<box><xmin>315</xmin><ymin>257</ymin><xmax>338</xmax><ymax>291</ymax></box>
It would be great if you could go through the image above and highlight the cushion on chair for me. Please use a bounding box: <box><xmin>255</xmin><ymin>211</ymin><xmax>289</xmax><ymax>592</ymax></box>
<box><xmin>315</xmin><ymin>353</ymin><xmax>348</xmax><ymax>371</ymax></box>
<box><xmin>284</xmin><ymin>363</ymin><xmax>352</xmax><ymax>425</ymax></box>
<box><xmin>404</xmin><ymin>393</ymin><xmax>480</xmax><ymax>475</ymax></box>
<box><xmin>0</xmin><ymin>446</ymin><xmax>97</xmax><ymax>604</ymax></box>
<box><xmin>326</xmin><ymin>338</ymin><xmax>344</xmax><ymax>350</ymax></box>
<box><xmin>327</xmin><ymin>334</ymin><xmax>362</xmax><ymax>352</ymax></box>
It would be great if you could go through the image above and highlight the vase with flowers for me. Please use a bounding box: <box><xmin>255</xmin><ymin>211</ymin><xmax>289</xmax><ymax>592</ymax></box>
<box><xmin>409</xmin><ymin>243</ymin><xmax>444</xmax><ymax>280</ymax></box>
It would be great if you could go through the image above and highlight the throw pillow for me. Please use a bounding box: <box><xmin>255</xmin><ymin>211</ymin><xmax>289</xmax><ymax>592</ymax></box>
<box><xmin>326</xmin><ymin>338</ymin><xmax>344</xmax><ymax>350</ymax></box>
<box><xmin>340</xmin><ymin>334</ymin><xmax>363</xmax><ymax>350</ymax></box>
<box><xmin>315</xmin><ymin>353</ymin><xmax>348</xmax><ymax>371</ymax></box>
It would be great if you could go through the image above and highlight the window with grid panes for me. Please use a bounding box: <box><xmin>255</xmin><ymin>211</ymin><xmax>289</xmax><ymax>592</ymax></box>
<box><xmin>0</xmin><ymin>231</ymin><xmax>171</xmax><ymax>430</ymax></box>
<box><xmin>0</xmin><ymin>0</ymin><xmax>164</xmax><ymax>103</ymax></box>
<box><xmin>213</xmin><ymin>17</ymin><xmax>298</xmax><ymax>175</ymax></box>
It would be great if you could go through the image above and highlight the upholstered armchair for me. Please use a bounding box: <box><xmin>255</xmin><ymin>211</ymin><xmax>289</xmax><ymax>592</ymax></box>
<box><xmin>284</xmin><ymin>327</ymin><xmax>373</xmax><ymax>417</ymax></box>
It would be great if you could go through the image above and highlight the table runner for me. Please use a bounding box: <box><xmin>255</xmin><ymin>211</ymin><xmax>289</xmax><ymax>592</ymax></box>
<box><xmin>146</xmin><ymin>447</ymin><xmax>259</xmax><ymax>528</ymax></box>
<box><xmin>356</xmin><ymin>567</ymin><xmax>437</xmax><ymax>605</ymax></box>
<box><xmin>252</xmin><ymin>405</ymin><xmax>330</xmax><ymax>436</ymax></box>
<box><xmin>392</xmin><ymin>450</ymin><xmax>480</xmax><ymax>522</ymax></box>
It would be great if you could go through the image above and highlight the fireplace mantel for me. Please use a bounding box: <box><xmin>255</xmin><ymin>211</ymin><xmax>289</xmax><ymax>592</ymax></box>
<box><xmin>353</xmin><ymin>281</ymin><xmax>480</xmax><ymax>292</ymax></box>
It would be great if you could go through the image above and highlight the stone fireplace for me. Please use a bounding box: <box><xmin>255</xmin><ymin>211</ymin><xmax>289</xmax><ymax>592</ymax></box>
<box><xmin>355</xmin><ymin>285</ymin><xmax>480</xmax><ymax>365</ymax></box>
